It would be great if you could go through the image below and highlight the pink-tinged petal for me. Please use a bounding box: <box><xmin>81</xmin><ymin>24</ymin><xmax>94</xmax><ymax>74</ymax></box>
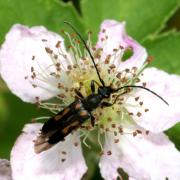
<box><xmin>96</xmin><ymin>20</ymin><xmax>147</xmax><ymax>70</ymax></box>
<box><xmin>11</xmin><ymin>123</ymin><xmax>87</xmax><ymax>180</ymax></box>
<box><xmin>99</xmin><ymin>126</ymin><xmax>180</xmax><ymax>180</ymax></box>
<box><xmin>126</xmin><ymin>67</ymin><xmax>180</xmax><ymax>133</ymax></box>
<box><xmin>0</xmin><ymin>159</ymin><xmax>12</xmax><ymax>180</ymax></box>
<box><xmin>0</xmin><ymin>24</ymin><xmax>70</xmax><ymax>103</ymax></box>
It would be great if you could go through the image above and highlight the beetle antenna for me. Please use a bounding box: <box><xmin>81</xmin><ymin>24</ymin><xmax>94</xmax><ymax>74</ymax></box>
<box><xmin>112</xmin><ymin>85</ymin><xmax>169</xmax><ymax>105</ymax></box>
<box><xmin>64</xmin><ymin>21</ymin><xmax>105</xmax><ymax>86</ymax></box>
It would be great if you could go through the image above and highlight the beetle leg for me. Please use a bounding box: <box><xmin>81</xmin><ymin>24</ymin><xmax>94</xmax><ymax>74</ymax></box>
<box><xmin>91</xmin><ymin>80</ymin><xmax>96</xmax><ymax>93</ymax></box>
<box><xmin>90</xmin><ymin>114</ymin><xmax>95</xmax><ymax>127</ymax></box>
<box><xmin>75</xmin><ymin>89</ymin><xmax>84</xmax><ymax>99</ymax></box>
<box><xmin>101</xmin><ymin>101</ymin><xmax>113</xmax><ymax>108</ymax></box>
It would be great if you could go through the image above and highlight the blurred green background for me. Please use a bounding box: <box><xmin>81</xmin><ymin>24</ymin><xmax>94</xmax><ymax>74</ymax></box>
<box><xmin>0</xmin><ymin>0</ymin><xmax>180</xmax><ymax>179</ymax></box>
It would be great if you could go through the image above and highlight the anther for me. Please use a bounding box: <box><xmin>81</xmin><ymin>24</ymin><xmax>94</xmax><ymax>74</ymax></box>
<box><xmin>45</xmin><ymin>47</ymin><xmax>53</xmax><ymax>54</ymax></box>
<box><xmin>137</xmin><ymin>112</ymin><xmax>142</xmax><ymax>117</ymax></box>
<box><xmin>136</xmin><ymin>130</ymin><xmax>142</xmax><ymax>134</ymax></box>
<box><xmin>145</xmin><ymin>109</ymin><xmax>149</xmax><ymax>112</ymax></box>
<box><xmin>32</xmin><ymin>55</ymin><xmax>35</xmax><ymax>60</ymax></box>
<box><xmin>142</xmin><ymin>82</ymin><xmax>147</xmax><ymax>87</ymax></box>
<box><xmin>107</xmin><ymin>150</ymin><xmax>112</xmax><ymax>155</ymax></box>
<box><xmin>61</xmin><ymin>159</ymin><xmax>66</xmax><ymax>162</ymax></box>
<box><xmin>114</xmin><ymin>139</ymin><xmax>119</xmax><ymax>143</ymax></box>
<box><xmin>55</xmin><ymin>41</ymin><xmax>61</xmax><ymax>48</ymax></box>
<box><xmin>61</xmin><ymin>151</ymin><xmax>67</xmax><ymax>155</ymax></box>
<box><xmin>58</xmin><ymin>93</ymin><xmax>66</xmax><ymax>98</ymax></box>
<box><xmin>111</xmin><ymin>124</ymin><xmax>116</xmax><ymax>128</ymax></box>
<box><xmin>135</xmin><ymin>97</ymin><xmax>139</xmax><ymax>101</ymax></box>
<box><xmin>133</xmin><ymin>131</ymin><xmax>137</xmax><ymax>137</ymax></box>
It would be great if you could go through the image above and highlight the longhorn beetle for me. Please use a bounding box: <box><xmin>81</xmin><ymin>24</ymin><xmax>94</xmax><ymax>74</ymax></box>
<box><xmin>34</xmin><ymin>22</ymin><xmax>168</xmax><ymax>154</ymax></box>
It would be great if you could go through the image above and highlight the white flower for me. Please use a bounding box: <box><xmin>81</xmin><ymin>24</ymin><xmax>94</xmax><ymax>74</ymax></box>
<box><xmin>0</xmin><ymin>20</ymin><xmax>180</xmax><ymax>180</ymax></box>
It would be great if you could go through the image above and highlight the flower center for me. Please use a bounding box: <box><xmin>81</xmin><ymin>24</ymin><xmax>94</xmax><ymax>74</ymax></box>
<box><xmin>29</xmin><ymin>29</ymin><xmax>150</xmax><ymax>154</ymax></box>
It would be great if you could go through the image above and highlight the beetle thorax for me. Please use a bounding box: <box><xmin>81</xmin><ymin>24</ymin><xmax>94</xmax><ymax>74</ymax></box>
<box><xmin>98</xmin><ymin>86</ymin><xmax>112</xmax><ymax>98</ymax></box>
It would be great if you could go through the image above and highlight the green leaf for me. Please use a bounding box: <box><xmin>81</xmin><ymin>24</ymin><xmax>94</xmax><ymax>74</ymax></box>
<box><xmin>166</xmin><ymin>123</ymin><xmax>180</xmax><ymax>151</ymax></box>
<box><xmin>81</xmin><ymin>0</ymin><xmax>179</xmax><ymax>42</ymax></box>
<box><xmin>143</xmin><ymin>32</ymin><xmax>180</xmax><ymax>74</ymax></box>
<box><xmin>0</xmin><ymin>94</ymin><xmax>8</xmax><ymax>130</ymax></box>
<box><xmin>0</xmin><ymin>0</ymin><xmax>84</xmax><ymax>43</ymax></box>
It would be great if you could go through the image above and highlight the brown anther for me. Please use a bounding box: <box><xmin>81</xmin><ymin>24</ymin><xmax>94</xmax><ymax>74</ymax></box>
<box><xmin>55</xmin><ymin>41</ymin><xmax>61</xmax><ymax>48</ymax></box>
<box><xmin>54</xmin><ymin>54</ymin><xmax>58</xmax><ymax>59</ymax></box>
<box><xmin>147</xmin><ymin>55</ymin><xmax>154</xmax><ymax>63</ymax></box>
<box><xmin>118</xmin><ymin>126</ymin><xmax>123</xmax><ymax>134</ymax></box>
<box><xmin>142</xmin><ymin>82</ymin><xmax>147</xmax><ymax>87</ymax></box>
<box><xmin>73</xmin><ymin>64</ymin><xmax>78</xmax><ymax>68</ymax></box>
<box><xmin>116</xmin><ymin>72</ymin><xmax>121</xmax><ymax>79</ymax></box>
<box><xmin>92</xmin><ymin>47</ymin><xmax>96</xmax><ymax>51</ymax></box>
<box><xmin>58</xmin><ymin>93</ymin><xmax>66</xmax><ymax>98</ymax></box>
<box><xmin>107</xmin><ymin>150</ymin><xmax>112</xmax><ymax>155</ymax></box>
<box><xmin>70</xmin><ymin>33</ymin><xmax>76</xmax><ymax>38</ymax></box>
<box><xmin>24</xmin><ymin>76</ymin><xmax>28</xmax><ymax>80</ymax></box>
<box><xmin>133</xmin><ymin>132</ymin><xmax>137</xmax><ymax>137</ymax></box>
<box><xmin>31</xmin><ymin>67</ymin><xmax>34</xmax><ymax>72</ymax></box>
<box><xmin>100</xmin><ymin>124</ymin><xmax>104</xmax><ymax>129</ymax></box>
<box><xmin>105</xmin><ymin>128</ymin><xmax>109</xmax><ymax>132</ymax></box>
<box><xmin>119</xmin><ymin>45</ymin><xmax>124</xmax><ymax>49</ymax></box>
<box><xmin>55</xmin><ymin>63</ymin><xmax>60</xmax><ymax>68</ymax></box>
<box><xmin>67</xmin><ymin>45</ymin><xmax>72</xmax><ymax>49</ymax></box>
<box><xmin>125</xmin><ymin>68</ymin><xmax>130</xmax><ymax>73</ymax></box>
<box><xmin>139</xmin><ymin>102</ymin><xmax>143</xmax><ymax>106</ymax></box>
<box><xmin>121</xmin><ymin>77</ymin><xmax>127</xmax><ymax>83</ymax></box>
<box><xmin>107</xmin><ymin>117</ymin><xmax>112</xmax><ymax>122</ymax></box>
<box><xmin>104</xmin><ymin>55</ymin><xmax>111</xmax><ymax>64</ymax></box>
<box><xmin>114</xmin><ymin>131</ymin><xmax>118</xmax><ymax>136</ymax></box>
<box><xmin>61</xmin><ymin>151</ymin><xmax>67</xmax><ymax>155</ymax></box>
<box><xmin>114</xmin><ymin>139</ymin><xmax>119</xmax><ymax>143</ymax></box>
<box><xmin>132</xmin><ymin>66</ymin><xmax>138</xmax><ymax>71</ymax></box>
<box><xmin>74</xmin><ymin>142</ymin><xmax>78</xmax><ymax>147</ymax></box>
<box><xmin>128</xmin><ymin>112</ymin><xmax>134</xmax><ymax>116</ymax></box>
<box><xmin>76</xmin><ymin>40</ymin><xmax>81</xmax><ymax>44</ymax></box>
<box><xmin>101</xmin><ymin>38</ymin><xmax>105</xmax><ymax>42</ymax></box>
<box><xmin>145</xmin><ymin>130</ymin><xmax>150</xmax><ymax>135</ymax></box>
<box><xmin>61</xmin><ymin>159</ymin><xmax>66</xmax><ymax>162</ymax></box>
<box><xmin>32</xmin><ymin>55</ymin><xmax>35</xmax><ymax>60</ymax></box>
<box><xmin>109</xmin><ymin>64</ymin><xmax>116</xmax><ymax>69</ymax></box>
<box><xmin>67</xmin><ymin>65</ymin><xmax>72</xmax><ymax>70</ymax></box>
<box><xmin>145</xmin><ymin>109</ymin><xmax>149</xmax><ymax>112</ymax></box>
<box><xmin>102</xmin><ymin>29</ymin><xmax>106</xmax><ymax>33</ymax></box>
<box><xmin>113</xmin><ymin>48</ymin><xmax>118</xmax><ymax>52</ymax></box>
<box><xmin>136</xmin><ymin>130</ymin><xmax>142</xmax><ymax>134</ymax></box>
<box><xmin>32</xmin><ymin>84</ymin><xmax>37</xmax><ymax>88</ymax></box>
<box><xmin>137</xmin><ymin>112</ymin><xmax>142</xmax><ymax>117</ymax></box>
<box><xmin>95</xmin><ymin>54</ymin><xmax>101</xmax><ymax>59</ymax></box>
<box><xmin>111</xmin><ymin>124</ymin><xmax>116</xmax><ymax>128</ymax></box>
<box><xmin>42</xmin><ymin>39</ymin><xmax>47</xmax><ymax>42</ymax></box>
<box><xmin>135</xmin><ymin>97</ymin><xmax>139</xmax><ymax>101</ymax></box>
<box><xmin>105</xmin><ymin>35</ymin><xmax>108</xmax><ymax>39</ymax></box>
<box><xmin>45</xmin><ymin>47</ymin><xmax>53</xmax><ymax>54</ymax></box>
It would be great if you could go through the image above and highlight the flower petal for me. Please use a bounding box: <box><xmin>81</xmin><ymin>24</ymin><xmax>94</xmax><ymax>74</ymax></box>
<box><xmin>11</xmin><ymin>123</ymin><xmax>87</xmax><ymax>180</ymax></box>
<box><xmin>0</xmin><ymin>24</ymin><xmax>70</xmax><ymax>103</ymax></box>
<box><xmin>96</xmin><ymin>20</ymin><xmax>147</xmax><ymax>70</ymax></box>
<box><xmin>0</xmin><ymin>159</ymin><xmax>12</xmax><ymax>180</ymax></box>
<box><xmin>99</xmin><ymin>125</ymin><xmax>180</xmax><ymax>180</ymax></box>
<box><xmin>126</xmin><ymin>67</ymin><xmax>180</xmax><ymax>133</ymax></box>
